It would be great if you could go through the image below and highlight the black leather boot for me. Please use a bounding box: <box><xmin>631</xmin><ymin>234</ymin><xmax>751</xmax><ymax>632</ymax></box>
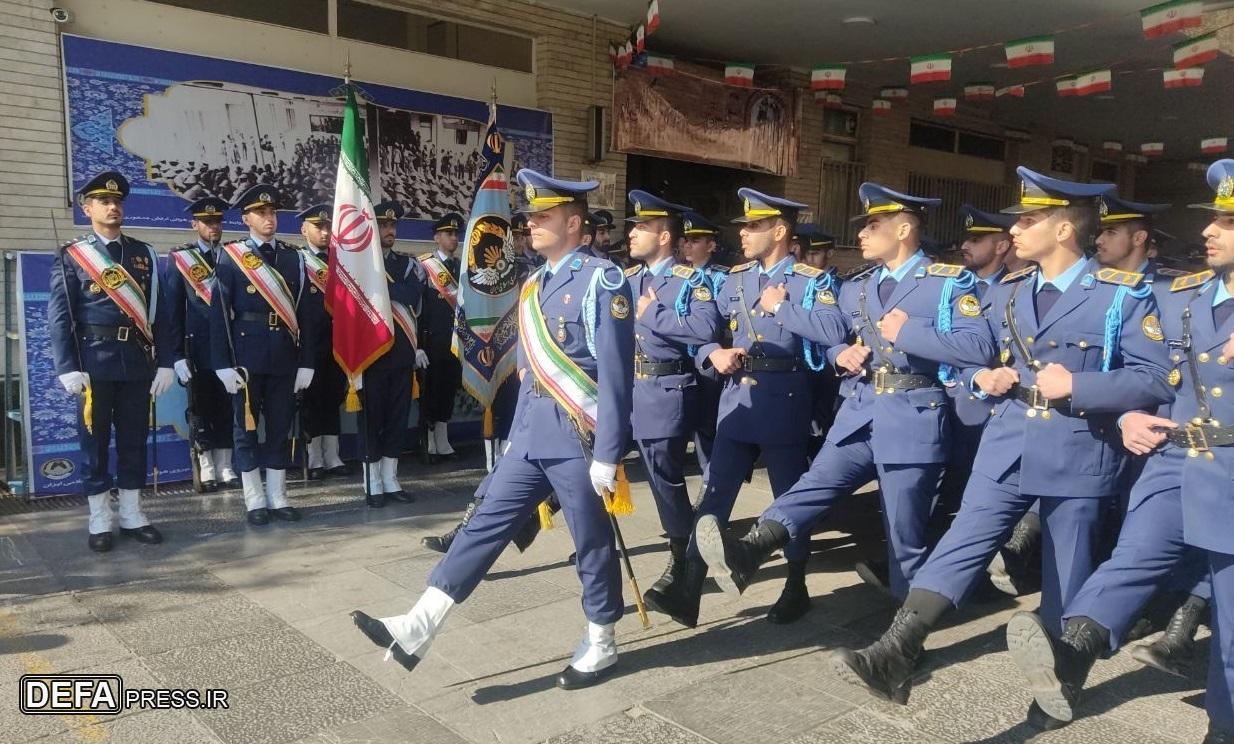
<box><xmin>644</xmin><ymin>552</ymin><xmax>706</xmax><ymax>628</ymax></box>
<box><xmin>421</xmin><ymin>499</ymin><xmax>480</xmax><ymax>554</ymax></box>
<box><xmin>766</xmin><ymin>560</ymin><xmax>810</xmax><ymax>624</ymax></box>
<box><xmin>1006</xmin><ymin>612</ymin><xmax>1106</xmax><ymax>726</ymax></box>
<box><xmin>645</xmin><ymin>538</ymin><xmax>688</xmax><ymax>598</ymax></box>
<box><xmin>695</xmin><ymin>516</ymin><xmax>789</xmax><ymax>596</ymax></box>
<box><xmin>1131</xmin><ymin>594</ymin><xmax>1206</xmax><ymax>678</ymax></box>
<box><xmin>988</xmin><ymin>512</ymin><xmax>1041</xmax><ymax>596</ymax></box>
<box><xmin>831</xmin><ymin>606</ymin><xmax>932</xmax><ymax>704</ymax></box>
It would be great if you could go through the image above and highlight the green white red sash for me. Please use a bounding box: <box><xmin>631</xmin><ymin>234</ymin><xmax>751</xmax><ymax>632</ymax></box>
<box><xmin>171</xmin><ymin>247</ymin><xmax>214</xmax><ymax>305</ymax></box>
<box><xmin>223</xmin><ymin>241</ymin><xmax>300</xmax><ymax>341</ymax></box>
<box><xmin>420</xmin><ymin>253</ymin><xmax>459</xmax><ymax>310</ymax></box>
<box><xmin>385</xmin><ymin>267</ymin><xmax>419</xmax><ymax>349</ymax></box>
<box><xmin>518</xmin><ymin>270</ymin><xmax>597</xmax><ymax>431</ymax></box>
<box><xmin>65</xmin><ymin>238</ymin><xmax>153</xmax><ymax>343</ymax></box>
<box><xmin>301</xmin><ymin>248</ymin><xmax>328</xmax><ymax>293</ymax></box>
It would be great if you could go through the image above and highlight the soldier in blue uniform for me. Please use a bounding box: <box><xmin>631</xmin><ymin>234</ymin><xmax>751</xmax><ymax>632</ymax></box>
<box><xmin>678</xmin><ymin>210</ymin><xmax>728</xmax><ymax>479</ymax></box>
<box><xmin>351</xmin><ymin>169</ymin><xmax>634</xmax><ymax>690</ymax></box>
<box><xmin>826</xmin><ymin>167</ymin><xmax>1171</xmax><ymax>708</ymax></box>
<box><xmin>166</xmin><ymin>196</ymin><xmax>235</xmax><ymax>492</ymax></box>
<box><xmin>793</xmin><ymin>224</ymin><xmax>843</xmax><ymax>453</ymax></box>
<box><xmin>295</xmin><ymin>204</ymin><xmax>349</xmax><ymax>480</ymax></box>
<box><xmin>358</xmin><ymin>200</ymin><xmax>425</xmax><ymax>506</ymax></box>
<box><xmin>49</xmin><ymin>171</ymin><xmax>176</xmax><ymax>552</ymax></box>
<box><xmin>694</xmin><ymin>184</ymin><xmax>995</xmax><ymax>621</ymax></box>
<box><xmin>209</xmin><ymin>185</ymin><xmax>318</xmax><ymax>526</ymax></box>
<box><xmin>419</xmin><ymin>213</ymin><xmax>464</xmax><ymax>459</ymax></box>
<box><xmin>622</xmin><ymin>190</ymin><xmax>722</xmax><ymax>615</ymax></box>
<box><xmin>1001</xmin><ymin>164</ymin><xmax>1234</xmax><ymax>736</ymax></box>
<box><xmin>644</xmin><ymin>188</ymin><xmax>849</xmax><ymax>628</ymax></box>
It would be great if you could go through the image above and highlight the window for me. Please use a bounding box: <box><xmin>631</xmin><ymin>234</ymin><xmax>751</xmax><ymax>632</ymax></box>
<box><xmin>145</xmin><ymin>0</ymin><xmax>328</xmax><ymax>34</ymax></box>
<box><xmin>909</xmin><ymin>121</ymin><xmax>956</xmax><ymax>153</ymax></box>
<box><xmin>338</xmin><ymin>1</ymin><xmax>533</xmax><ymax>74</ymax></box>
<box><xmin>1091</xmin><ymin>160</ymin><xmax>1119</xmax><ymax>183</ymax></box>
<box><xmin>910</xmin><ymin>120</ymin><xmax>1006</xmax><ymax>161</ymax></box>
<box><xmin>957</xmin><ymin>132</ymin><xmax>1004</xmax><ymax>161</ymax></box>
<box><xmin>822</xmin><ymin>108</ymin><xmax>858</xmax><ymax>140</ymax></box>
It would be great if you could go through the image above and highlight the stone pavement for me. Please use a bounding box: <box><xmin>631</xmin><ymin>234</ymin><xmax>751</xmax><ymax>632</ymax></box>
<box><xmin>0</xmin><ymin>447</ymin><xmax>1211</xmax><ymax>744</ymax></box>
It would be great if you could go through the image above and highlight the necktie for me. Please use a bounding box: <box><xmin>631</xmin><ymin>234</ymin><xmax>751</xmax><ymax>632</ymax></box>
<box><xmin>259</xmin><ymin>243</ymin><xmax>275</xmax><ymax>262</ymax></box>
<box><xmin>541</xmin><ymin>269</ymin><xmax>553</xmax><ymax>291</ymax></box>
<box><xmin>105</xmin><ymin>241</ymin><xmax>122</xmax><ymax>262</ymax></box>
<box><xmin>446</xmin><ymin>257</ymin><xmax>460</xmax><ymax>278</ymax></box>
<box><xmin>758</xmin><ymin>271</ymin><xmax>771</xmax><ymax>290</ymax></box>
<box><xmin>878</xmin><ymin>276</ymin><xmax>897</xmax><ymax>306</ymax></box>
<box><xmin>1214</xmin><ymin>298</ymin><xmax>1234</xmax><ymax>330</ymax></box>
<box><xmin>1036</xmin><ymin>283</ymin><xmax>1061</xmax><ymax>322</ymax></box>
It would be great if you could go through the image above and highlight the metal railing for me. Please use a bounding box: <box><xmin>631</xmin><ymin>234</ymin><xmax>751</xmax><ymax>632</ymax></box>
<box><xmin>815</xmin><ymin>158</ymin><xmax>868</xmax><ymax>247</ymax></box>
<box><xmin>907</xmin><ymin>173</ymin><xmax>1014</xmax><ymax>251</ymax></box>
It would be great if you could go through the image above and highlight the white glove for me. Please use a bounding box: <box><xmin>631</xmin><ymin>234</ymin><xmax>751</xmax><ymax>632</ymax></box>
<box><xmin>589</xmin><ymin>460</ymin><xmax>618</xmax><ymax>498</ymax></box>
<box><xmin>294</xmin><ymin>367</ymin><xmax>315</xmax><ymax>392</ymax></box>
<box><xmin>150</xmin><ymin>368</ymin><xmax>175</xmax><ymax>397</ymax></box>
<box><xmin>351</xmin><ymin>374</ymin><xmax>363</xmax><ymax>391</ymax></box>
<box><xmin>215</xmin><ymin>368</ymin><xmax>244</xmax><ymax>394</ymax></box>
<box><xmin>415</xmin><ymin>349</ymin><xmax>430</xmax><ymax>369</ymax></box>
<box><xmin>174</xmin><ymin>359</ymin><xmax>192</xmax><ymax>383</ymax></box>
<box><xmin>59</xmin><ymin>371</ymin><xmax>90</xmax><ymax>395</ymax></box>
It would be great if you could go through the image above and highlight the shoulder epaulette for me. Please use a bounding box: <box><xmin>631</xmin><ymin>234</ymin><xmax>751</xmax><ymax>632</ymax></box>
<box><xmin>792</xmin><ymin>262</ymin><xmax>823</xmax><ymax>278</ymax></box>
<box><xmin>926</xmin><ymin>262</ymin><xmax>964</xmax><ymax>278</ymax></box>
<box><xmin>1170</xmin><ymin>270</ymin><xmax>1215</xmax><ymax>292</ymax></box>
<box><xmin>170</xmin><ymin>243</ymin><xmax>195</xmax><ymax>252</ymax></box>
<box><xmin>624</xmin><ymin>265</ymin><xmax>641</xmax><ymax>277</ymax></box>
<box><xmin>417</xmin><ymin>252</ymin><xmax>433</xmax><ymax>260</ymax></box>
<box><xmin>1153</xmin><ymin>266</ymin><xmax>1188</xmax><ymax>278</ymax></box>
<box><xmin>671</xmin><ymin>264</ymin><xmax>697</xmax><ymax>279</ymax></box>
<box><xmin>1096</xmin><ymin>267</ymin><xmax>1145</xmax><ymax>287</ymax></box>
<box><xmin>841</xmin><ymin>261</ymin><xmax>877</xmax><ymax>281</ymax></box>
<box><xmin>711</xmin><ymin>265</ymin><xmax>731</xmax><ymax>273</ymax></box>
<box><xmin>729</xmin><ymin>261</ymin><xmax>756</xmax><ymax>273</ymax></box>
<box><xmin>1001</xmin><ymin>266</ymin><xmax>1037</xmax><ymax>284</ymax></box>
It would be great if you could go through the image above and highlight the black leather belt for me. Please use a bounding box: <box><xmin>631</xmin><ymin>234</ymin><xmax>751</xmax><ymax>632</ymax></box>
<box><xmin>741</xmin><ymin>356</ymin><xmax>798</xmax><ymax>373</ymax></box>
<box><xmin>236</xmin><ymin>311</ymin><xmax>284</xmax><ymax>328</ymax></box>
<box><xmin>871</xmin><ymin>367</ymin><xmax>940</xmax><ymax>394</ymax></box>
<box><xmin>1167</xmin><ymin>422</ymin><xmax>1234</xmax><ymax>452</ymax></box>
<box><xmin>81</xmin><ymin>324</ymin><xmax>141</xmax><ymax>343</ymax></box>
<box><xmin>1011</xmin><ymin>384</ymin><xmax>1071</xmax><ymax>417</ymax></box>
<box><xmin>635</xmin><ymin>359</ymin><xmax>688</xmax><ymax>376</ymax></box>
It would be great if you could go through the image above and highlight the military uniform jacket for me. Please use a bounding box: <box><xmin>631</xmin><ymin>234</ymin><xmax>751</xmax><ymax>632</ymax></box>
<box><xmin>164</xmin><ymin>241</ymin><xmax>218</xmax><ymax>373</ymax></box>
<box><xmin>948</xmin><ymin>268</ymin><xmax>1006</xmax><ymax>428</ymax></box>
<box><xmin>208</xmin><ymin>237</ymin><xmax>317</xmax><ymax>375</ymax></box>
<box><xmin>508</xmin><ymin>252</ymin><xmax>634</xmax><ymax>464</ymax></box>
<box><xmin>49</xmin><ymin>233</ymin><xmax>173</xmax><ymax>381</ymax></box>
<box><xmin>419</xmin><ymin>253</ymin><xmax>458</xmax><ymax>355</ymax></box>
<box><xmin>695</xmin><ymin>259</ymin><xmax>848</xmax><ymax>446</ymax></box>
<box><xmin>824</xmin><ymin>255</ymin><xmax>995</xmax><ymax>464</ymax></box>
<box><xmin>1132</xmin><ymin>273</ymin><xmax>1234</xmax><ymax>553</ymax></box>
<box><xmin>369</xmin><ymin>250</ymin><xmax>425</xmax><ymax>372</ymax></box>
<box><xmin>629</xmin><ymin>260</ymin><xmax>721</xmax><ymax>439</ymax></box>
<box><xmin>299</xmin><ymin>248</ymin><xmax>333</xmax><ymax>364</ymax></box>
<box><xmin>962</xmin><ymin>259</ymin><xmax>1171</xmax><ymax>497</ymax></box>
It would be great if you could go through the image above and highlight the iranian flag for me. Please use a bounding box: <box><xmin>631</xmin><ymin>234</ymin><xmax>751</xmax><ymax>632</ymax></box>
<box><xmin>815</xmin><ymin>92</ymin><xmax>843</xmax><ymax>108</ymax></box>
<box><xmin>725</xmin><ymin>63</ymin><xmax>755</xmax><ymax>86</ymax></box>
<box><xmin>811</xmin><ymin>65</ymin><xmax>846</xmax><ymax>90</ymax></box>
<box><xmin>1202</xmin><ymin>137</ymin><xmax>1229</xmax><ymax>154</ymax></box>
<box><xmin>1174</xmin><ymin>32</ymin><xmax>1218</xmax><ymax>67</ymax></box>
<box><xmin>933</xmin><ymin>97</ymin><xmax>957</xmax><ymax>116</ymax></box>
<box><xmin>635</xmin><ymin>23</ymin><xmax>646</xmax><ymax>53</ymax></box>
<box><xmin>996</xmin><ymin>85</ymin><xmax>1026</xmax><ymax>98</ymax></box>
<box><xmin>1141</xmin><ymin>0</ymin><xmax>1202</xmax><ymax>38</ymax></box>
<box><xmin>1005</xmin><ymin>35</ymin><xmax>1055</xmax><ymax>68</ymax></box>
<box><xmin>1164</xmin><ymin>67</ymin><xmax>1205</xmax><ymax>88</ymax></box>
<box><xmin>910</xmin><ymin>54</ymin><xmax>951</xmax><ymax>83</ymax></box>
<box><xmin>1103</xmin><ymin>140</ymin><xmax>1124</xmax><ymax>153</ymax></box>
<box><xmin>872</xmin><ymin>99</ymin><xmax>892</xmax><ymax>115</ymax></box>
<box><xmin>1141</xmin><ymin>142</ymin><xmax>1165</xmax><ymax>157</ymax></box>
<box><xmin>326</xmin><ymin>84</ymin><xmax>394</xmax><ymax>380</ymax></box>
<box><xmin>880</xmin><ymin>87</ymin><xmax>909</xmax><ymax>99</ymax></box>
<box><xmin>646</xmin><ymin>54</ymin><xmax>674</xmax><ymax>76</ymax></box>
<box><xmin>1075</xmin><ymin>69</ymin><xmax>1112</xmax><ymax>96</ymax></box>
<box><xmin>964</xmin><ymin>83</ymin><xmax>995</xmax><ymax>101</ymax></box>
<box><xmin>1056</xmin><ymin>76</ymin><xmax>1078</xmax><ymax>97</ymax></box>
<box><xmin>608</xmin><ymin>42</ymin><xmax>619</xmax><ymax>66</ymax></box>
<box><xmin>646</xmin><ymin>0</ymin><xmax>661</xmax><ymax>34</ymax></box>
<box><xmin>618</xmin><ymin>40</ymin><xmax>633</xmax><ymax>67</ymax></box>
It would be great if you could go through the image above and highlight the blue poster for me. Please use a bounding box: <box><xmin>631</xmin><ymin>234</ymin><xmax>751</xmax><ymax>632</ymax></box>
<box><xmin>19</xmin><ymin>253</ymin><xmax>192</xmax><ymax>496</ymax></box>
<box><xmin>62</xmin><ymin>34</ymin><xmax>553</xmax><ymax>241</ymax></box>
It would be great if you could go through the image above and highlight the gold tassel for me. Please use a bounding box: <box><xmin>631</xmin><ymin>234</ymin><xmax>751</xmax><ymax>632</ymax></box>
<box><xmin>606</xmin><ymin>464</ymin><xmax>635</xmax><ymax>516</ymax></box>
<box><xmin>243</xmin><ymin>385</ymin><xmax>257</xmax><ymax>431</ymax></box>
<box><xmin>82</xmin><ymin>384</ymin><xmax>93</xmax><ymax>435</ymax></box>
<box><xmin>345</xmin><ymin>381</ymin><xmax>361</xmax><ymax>412</ymax></box>
<box><xmin>537</xmin><ymin>500</ymin><xmax>555</xmax><ymax>530</ymax></box>
<box><xmin>412</xmin><ymin>373</ymin><xmax>420</xmax><ymax>400</ymax></box>
<box><xmin>483</xmin><ymin>407</ymin><xmax>494</xmax><ymax>439</ymax></box>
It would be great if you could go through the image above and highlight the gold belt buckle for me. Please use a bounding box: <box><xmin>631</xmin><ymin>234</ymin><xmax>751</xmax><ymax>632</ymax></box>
<box><xmin>873</xmin><ymin>367</ymin><xmax>888</xmax><ymax>395</ymax></box>
<box><xmin>268</xmin><ymin>312</ymin><xmax>279</xmax><ymax>328</ymax></box>
<box><xmin>116</xmin><ymin>326</ymin><xmax>130</xmax><ymax>342</ymax></box>
<box><xmin>1185</xmin><ymin>422</ymin><xmax>1210</xmax><ymax>457</ymax></box>
<box><xmin>1025</xmin><ymin>385</ymin><xmax>1051</xmax><ymax>419</ymax></box>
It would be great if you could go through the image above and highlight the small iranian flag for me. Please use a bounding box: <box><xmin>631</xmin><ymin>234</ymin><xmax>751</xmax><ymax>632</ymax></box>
<box><xmin>1202</xmin><ymin>137</ymin><xmax>1229</xmax><ymax>154</ymax></box>
<box><xmin>1164</xmin><ymin>67</ymin><xmax>1205</xmax><ymax>88</ymax></box>
<box><xmin>910</xmin><ymin>54</ymin><xmax>951</xmax><ymax>83</ymax></box>
<box><xmin>872</xmin><ymin>99</ymin><xmax>892</xmax><ymax>115</ymax></box>
<box><xmin>619</xmin><ymin>40</ymin><xmax>633</xmax><ymax>67</ymax></box>
<box><xmin>880</xmin><ymin>86</ymin><xmax>909</xmax><ymax>99</ymax></box>
<box><xmin>1075</xmin><ymin>69</ymin><xmax>1112</xmax><ymax>96</ymax></box>
<box><xmin>815</xmin><ymin>92</ymin><xmax>843</xmax><ymax>108</ymax></box>
<box><xmin>933</xmin><ymin>97</ymin><xmax>957</xmax><ymax>116</ymax></box>
<box><xmin>725</xmin><ymin>63</ymin><xmax>755</xmax><ymax>86</ymax></box>
<box><xmin>1141</xmin><ymin>0</ymin><xmax>1202</xmax><ymax>38</ymax></box>
<box><xmin>964</xmin><ymin>83</ymin><xmax>996</xmax><ymax>101</ymax></box>
<box><xmin>635</xmin><ymin>23</ymin><xmax>646</xmax><ymax>53</ymax></box>
<box><xmin>1005</xmin><ymin>35</ymin><xmax>1055</xmax><ymax>68</ymax></box>
<box><xmin>646</xmin><ymin>54</ymin><xmax>674</xmax><ymax>76</ymax></box>
<box><xmin>1141</xmin><ymin>142</ymin><xmax>1165</xmax><ymax>157</ymax></box>
<box><xmin>1103</xmin><ymin>141</ymin><xmax>1124</xmax><ymax>153</ymax></box>
<box><xmin>1056</xmin><ymin>76</ymin><xmax>1078</xmax><ymax>97</ymax></box>
<box><xmin>811</xmin><ymin>65</ymin><xmax>846</xmax><ymax>90</ymax></box>
<box><xmin>646</xmin><ymin>0</ymin><xmax>661</xmax><ymax>35</ymax></box>
<box><xmin>609</xmin><ymin>42</ymin><xmax>619</xmax><ymax>66</ymax></box>
<box><xmin>996</xmin><ymin>85</ymin><xmax>1026</xmax><ymax>98</ymax></box>
<box><xmin>1174</xmin><ymin>33</ymin><xmax>1218</xmax><ymax>67</ymax></box>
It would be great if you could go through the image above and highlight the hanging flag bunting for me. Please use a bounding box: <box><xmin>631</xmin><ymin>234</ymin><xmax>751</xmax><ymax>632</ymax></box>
<box><xmin>910</xmin><ymin>54</ymin><xmax>952</xmax><ymax>83</ymax></box>
<box><xmin>1189</xmin><ymin>161</ymin><xmax>1210</xmax><ymax>172</ymax></box>
<box><xmin>1164</xmin><ymin>66</ymin><xmax>1205</xmax><ymax>88</ymax></box>
<box><xmin>1141</xmin><ymin>0</ymin><xmax>1203</xmax><ymax>38</ymax></box>
<box><xmin>1053</xmin><ymin>138</ymin><xmax>1076</xmax><ymax>150</ymax></box>
<box><xmin>1005</xmin><ymin>35</ymin><xmax>1055</xmax><ymax>68</ymax></box>
<box><xmin>815</xmin><ymin>92</ymin><xmax>844</xmax><ymax>108</ymax></box>
<box><xmin>609</xmin><ymin>42</ymin><xmax>619</xmax><ymax>66</ymax></box>
<box><xmin>1141</xmin><ymin>142</ymin><xmax>1165</xmax><ymax>157</ymax></box>
<box><xmin>880</xmin><ymin>86</ymin><xmax>909</xmax><ymax>99</ymax></box>
<box><xmin>933</xmin><ymin>97</ymin><xmax>957</xmax><ymax>116</ymax></box>
<box><xmin>1056</xmin><ymin>76</ymin><xmax>1078</xmax><ymax>97</ymax></box>
<box><xmin>1075</xmin><ymin>143</ymin><xmax>1090</xmax><ymax>155</ymax></box>
<box><xmin>963</xmin><ymin>83</ymin><xmax>996</xmax><ymax>101</ymax></box>
<box><xmin>872</xmin><ymin>99</ymin><xmax>892</xmax><ymax>116</ymax></box>
<box><xmin>618</xmin><ymin>40</ymin><xmax>633</xmax><ymax>67</ymax></box>
<box><xmin>1202</xmin><ymin>137</ymin><xmax>1229</xmax><ymax>154</ymax></box>
<box><xmin>995</xmin><ymin>85</ymin><xmax>1026</xmax><ymax>98</ymax></box>
<box><xmin>634</xmin><ymin>23</ymin><xmax>646</xmax><ymax>53</ymax></box>
<box><xmin>646</xmin><ymin>0</ymin><xmax>661</xmax><ymax>35</ymax></box>
<box><xmin>725</xmin><ymin>63</ymin><xmax>756</xmax><ymax>87</ymax></box>
<box><xmin>646</xmin><ymin>54</ymin><xmax>674</xmax><ymax>76</ymax></box>
<box><xmin>1174</xmin><ymin>32</ymin><xmax>1218</xmax><ymax>68</ymax></box>
<box><xmin>811</xmin><ymin>65</ymin><xmax>846</xmax><ymax>90</ymax></box>
<box><xmin>1103</xmin><ymin>140</ymin><xmax>1124</xmax><ymax>153</ymax></box>
<box><xmin>1075</xmin><ymin>69</ymin><xmax>1112</xmax><ymax>96</ymax></box>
